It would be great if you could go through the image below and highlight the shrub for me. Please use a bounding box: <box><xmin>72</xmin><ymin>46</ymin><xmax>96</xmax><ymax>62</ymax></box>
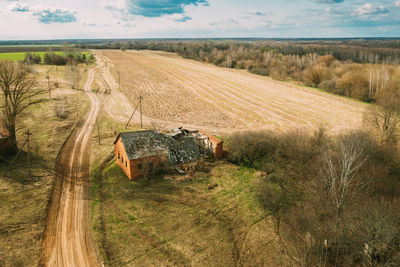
<box><xmin>318</xmin><ymin>79</ymin><xmax>337</xmax><ymax>92</ymax></box>
<box><xmin>317</xmin><ymin>55</ymin><xmax>336</xmax><ymax>66</ymax></box>
<box><xmin>337</xmin><ymin>64</ymin><xmax>369</xmax><ymax>99</ymax></box>
<box><xmin>24</xmin><ymin>53</ymin><xmax>41</xmax><ymax>64</ymax></box>
<box><xmin>303</xmin><ymin>63</ymin><xmax>332</xmax><ymax>87</ymax></box>
<box><xmin>227</xmin><ymin>131</ymin><xmax>278</xmax><ymax>169</ymax></box>
<box><xmin>249</xmin><ymin>67</ymin><xmax>269</xmax><ymax>76</ymax></box>
<box><xmin>44</xmin><ymin>53</ymin><xmax>68</xmax><ymax>65</ymax></box>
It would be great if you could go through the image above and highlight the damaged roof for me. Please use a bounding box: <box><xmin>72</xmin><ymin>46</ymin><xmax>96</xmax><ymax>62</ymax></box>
<box><xmin>115</xmin><ymin>130</ymin><xmax>201</xmax><ymax>165</ymax></box>
<box><xmin>115</xmin><ymin>131</ymin><xmax>170</xmax><ymax>160</ymax></box>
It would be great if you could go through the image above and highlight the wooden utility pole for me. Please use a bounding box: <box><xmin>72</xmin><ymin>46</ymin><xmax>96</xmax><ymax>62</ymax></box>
<box><xmin>97</xmin><ymin>120</ymin><xmax>101</xmax><ymax>145</ymax></box>
<box><xmin>6</xmin><ymin>140</ymin><xmax>27</xmax><ymax>173</ymax></box>
<box><xmin>46</xmin><ymin>75</ymin><xmax>51</xmax><ymax>98</ymax></box>
<box><xmin>26</xmin><ymin>130</ymin><xmax>31</xmax><ymax>178</ymax></box>
<box><xmin>118</xmin><ymin>71</ymin><xmax>121</xmax><ymax>90</ymax></box>
<box><xmin>139</xmin><ymin>95</ymin><xmax>143</xmax><ymax>129</ymax></box>
<box><xmin>46</xmin><ymin>67</ymin><xmax>53</xmax><ymax>99</ymax></box>
<box><xmin>124</xmin><ymin>95</ymin><xmax>143</xmax><ymax>129</ymax></box>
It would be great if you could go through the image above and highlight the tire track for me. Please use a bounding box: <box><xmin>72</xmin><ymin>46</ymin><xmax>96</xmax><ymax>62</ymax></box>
<box><xmin>40</xmin><ymin>63</ymin><xmax>101</xmax><ymax>267</ymax></box>
<box><xmin>105</xmin><ymin>50</ymin><xmax>367</xmax><ymax>134</ymax></box>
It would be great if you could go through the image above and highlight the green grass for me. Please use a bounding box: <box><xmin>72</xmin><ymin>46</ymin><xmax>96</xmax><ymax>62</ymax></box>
<box><xmin>0</xmin><ymin>52</ymin><xmax>62</xmax><ymax>61</ymax></box>
<box><xmin>0</xmin><ymin>51</ymin><xmax>91</xmax><ymax>62</ymax></box>
<box><xmin>0</xmin><ymin>64</ymin><xmax>91</xmax><ymax>267</ymax></box>
<box><xmin>90</xmin><ymin>156</ymin><xmax>284</xmax><ymax>266</ymax></box>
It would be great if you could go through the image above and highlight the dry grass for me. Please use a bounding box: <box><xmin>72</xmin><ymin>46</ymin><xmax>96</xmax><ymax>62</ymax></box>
<box><xmin>86</xmin><ymin>50</ymin><xmax>373</xmax><ymax>266</ymax></box>
<box><xmin>90</xmin><ymin>158</ymin><xmax>286</xmax><ymax>266</ymax></box>
<box><xmin>0</xmin><ymin>64</ymin><xmax>90</xmax><ymax>267</ymax></box>
<box><xmin>99</xmin><ymin>49</ymin><xmax>368</xmax><ymax>135</ymax></box>
<box><xmin>88</xmin><ymin>112</ymin><xmax>284</xmax><ymax>265</ymax></box>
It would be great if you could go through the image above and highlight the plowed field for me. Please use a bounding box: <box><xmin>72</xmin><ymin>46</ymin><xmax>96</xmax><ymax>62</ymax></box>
<box><xmin>100</xmin><ymin>50</ymin><xmax>367</xmax><ymax>134</ymax></box>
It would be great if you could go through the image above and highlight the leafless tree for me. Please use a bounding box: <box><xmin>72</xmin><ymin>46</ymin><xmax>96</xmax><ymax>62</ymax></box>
<box><xmin>354</xmin><ymin>198</ymin><xmax>400</xmax><ymax>266</ymax></box>
<box><xmin>320</xmin><ymin>134</ymin><xmax>368</xmax><ymax>263</ymax></box>
<box><xmin>65</xmin><ymin>60</ymin><xmax>81</xmax><ymax>89</ymax></box>
<box><xmin>364</xmin><ymin>88</ymin><xmax>400</xmax><ymax>145</ymax></box>
<box><xmin>321</xmin><ymin>135</ymin><xmax>367</xmax><ymax>220</ymax></box>
<box><xmin>0</xmin><ymin>60</ymin><xmax>45</xmax><ymax>149</ymax></box>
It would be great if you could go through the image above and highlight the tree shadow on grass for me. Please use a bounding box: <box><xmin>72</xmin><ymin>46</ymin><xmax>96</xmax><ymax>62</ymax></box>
<box><xmin>0</xmin><ymin>151</ymin><xmax>54</xmax><ymax>185</ymax></box>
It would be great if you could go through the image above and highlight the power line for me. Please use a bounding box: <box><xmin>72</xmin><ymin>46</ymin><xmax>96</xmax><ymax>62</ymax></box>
<box><xmin>26</xmin><ymin>130</ymin><xmax>32</xmax><ymax>178</ymax></box>
<box><xmin>125</xmin><ymin>95</ymin><xmax>143</xmax><ymax>130</ymax></box>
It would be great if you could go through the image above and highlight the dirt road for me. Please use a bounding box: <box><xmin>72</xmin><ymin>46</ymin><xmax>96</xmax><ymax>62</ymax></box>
<box><xmin>40</xmin><ymin>66</ymin><xmax>101</xmax><ymax>266</ymax></box>
<box><xmin>99</xmin><ymin>50</ymin><xmax>368</xmax><ymax>134</ymax></box>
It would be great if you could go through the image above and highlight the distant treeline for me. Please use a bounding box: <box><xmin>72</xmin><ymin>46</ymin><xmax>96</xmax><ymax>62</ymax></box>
<box><xmin>23</xmin><ymin>46</ymin><xmax>93</xmax><ymax>65</ymax></box>
<box><xmin>0</xmin><ymin>46</ymin><xmax>63</xmax><ymax>53</ymax></box>
<box><xmin>78</xmin><ymin>39</ymin><xmax>400</xmax><ymax>64</ymax></box>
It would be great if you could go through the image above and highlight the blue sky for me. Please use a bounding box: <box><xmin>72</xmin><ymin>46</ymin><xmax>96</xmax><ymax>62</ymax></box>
<box><xmin>1</xmin><ymin>0</ymin><xmax>400</xmax><ymax>40</ymax></box>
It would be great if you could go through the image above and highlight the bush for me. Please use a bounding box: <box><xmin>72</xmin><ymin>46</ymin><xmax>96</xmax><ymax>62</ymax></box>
<box><xmin>317</xmin><ymin>55</ymin><xmax>336</xmax><ymax>66</ymax></box>
<box><xmin>249</xmin><ymin>67</ymin><xmax>269</xmax><ymax>76</ymax></box>
<box><xmin>227</xmin><ymin>131</ymin><xmax>278</xmax><ymax>169</ymax></box>
<box><xmin>44</xmin><ymin>53</ymin><xmax>68</xmax><ymax>65</ymax></box>
<box><xmin>337</xmin><ymin>64</ymin><xmax>369</xmax><ymax>99</ymax></box>
<box><xmin>318</xmin><ymin>79</ymin><xmax>337</xmax><ymax>92</ymax></box>
<box><xmin>303</xmin><ymin>63</ymin><xmax>332</xmax><ymax>87</ymax></box>
<box><xmin>24</xmin><ymin>53</ymin><xmax>41</xmax><ymax>64</ymax></box>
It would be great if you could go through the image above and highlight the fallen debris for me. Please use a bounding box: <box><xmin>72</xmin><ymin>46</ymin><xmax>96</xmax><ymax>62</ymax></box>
<box><xmin>207</xmin><ymin>183</ymin><xmax>218</xmax><ymax>190</ymax></box>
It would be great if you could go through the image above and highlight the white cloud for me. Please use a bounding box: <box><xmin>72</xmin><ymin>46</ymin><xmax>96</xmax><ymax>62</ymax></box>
<box><xmin>355</xmin><ymin>3</ymin><xmax>373</xmax><ymax>15</ymax></box>
<box><xmin>9</xmin><ymin>2</ymin><xmax>30</xmax><ymax>12</ymax></box>
<box><xmin>353</xmin><ymin>3</ymin><xmax>389</xmax><ymax>17</ymax></box>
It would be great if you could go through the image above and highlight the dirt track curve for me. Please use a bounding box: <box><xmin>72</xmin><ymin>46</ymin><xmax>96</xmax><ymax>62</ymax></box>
<box><xmin>40</xmin><ymin>65</ymin><xmax>101</xmax><ymax>266</ymax></box>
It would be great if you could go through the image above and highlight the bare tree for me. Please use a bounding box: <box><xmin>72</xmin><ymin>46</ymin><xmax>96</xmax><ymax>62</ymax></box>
<box><xmin>354</xmin><ymin>198</ymin><xmax>400</xmax><ymax>266</ymax></box>
<box><xmin>321</xmin><ymin>136</ymin><xmax>366</xmax><ymax>219</ymax></box>
<box><xmin>364</xmin><ymin>88</ymin><xmax>400</xmax><ymax>145</ymax></box>
<box><xmin>0</xmin><ymin>60</ymin><xmax>45</xmax><ymax>149</ymax></box>
<box><xmin>320</xmin><ymin>134</ymin><xmax>368</xmax><ymax>263</ymax></box>
<box><xmin>65</xmin><ymin>60</ymin><xmax>81</xmax><ymax>89</ymax></box>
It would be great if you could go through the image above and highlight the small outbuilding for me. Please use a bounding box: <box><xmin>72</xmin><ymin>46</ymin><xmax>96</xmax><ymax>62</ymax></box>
<box><xmin>113</xmin><ymin>128</ymin><xmax>223</xmax><ymax>180</ymax></box>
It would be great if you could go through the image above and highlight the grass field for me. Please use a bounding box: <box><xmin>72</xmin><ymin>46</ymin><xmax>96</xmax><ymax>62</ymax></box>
<box><xmin>0</xmin><ymin>51</ymin><xmax>90</xmax><ymax>62</ymax></box>
<box><xmin>87</xmin><ymin>99</ymin><xmax>284</xmax><ymax>265</ymax></box>
<box><xmin>90</xmin><ymin>157</ymin><xmax>285</xmax><ymax>266</ymax></box>
<box><xmin>99</xmin><ymin>50</ymin><xmax>368</xmax><ymax>135</ymax></box>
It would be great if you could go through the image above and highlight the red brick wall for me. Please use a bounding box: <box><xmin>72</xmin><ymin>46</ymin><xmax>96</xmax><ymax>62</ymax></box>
<box><xmin>130</xmin><ymin>155</ymin><xmax>167</xmax><ymax>179</ymax></box>
<box><xmin>199</xmin><ymin>130</ymin><xmax>224</xmax><ymax>160</ymax></box>
<box><xmin>114</xmin><ymin>137</ymin><xmax>132</xmax><ymax>180</ymax></box>
<box><xmin>213</xmin><ymin>141</ymin><xmax>224</xmax><ymax>160</ymax></box>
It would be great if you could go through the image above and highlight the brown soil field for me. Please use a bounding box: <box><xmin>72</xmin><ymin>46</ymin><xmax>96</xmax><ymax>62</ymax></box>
<box><xmin>98</xmin><ymin>50</ymin><xmax>367</xmax><ymax>134</ymax></box>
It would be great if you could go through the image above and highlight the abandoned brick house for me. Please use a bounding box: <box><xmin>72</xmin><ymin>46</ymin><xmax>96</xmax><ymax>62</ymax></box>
<box><xmin>113</xmin><ymin>127</ymin><xmax>223</xmax><ymax>180</ymax></box>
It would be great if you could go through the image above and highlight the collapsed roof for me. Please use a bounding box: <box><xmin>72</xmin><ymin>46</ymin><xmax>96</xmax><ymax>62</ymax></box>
<box><xmin>115</xmin><ymin>129</ymin><xmax>202</xmax><ymax>165</ymax></box>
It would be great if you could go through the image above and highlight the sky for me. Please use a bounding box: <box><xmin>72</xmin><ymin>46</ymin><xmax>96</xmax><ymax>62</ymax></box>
<box><xmin>1</xmin><ymin>0</ymin><xmax>400</xmax><ymax>40</ymax></box>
